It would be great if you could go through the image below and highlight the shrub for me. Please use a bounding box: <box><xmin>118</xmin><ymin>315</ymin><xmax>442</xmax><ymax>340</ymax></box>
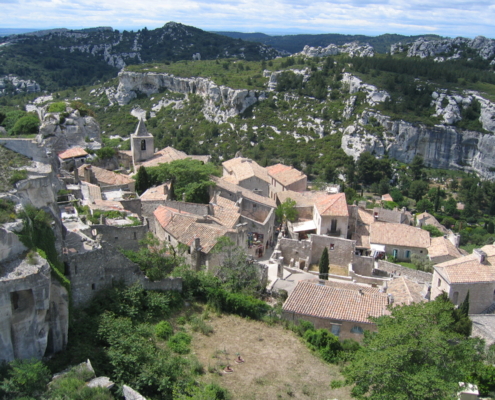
<box><xmin>11</xmin><ymin>114</ymin><xmax>40</xmax><ymax>136</ymax></box>
<box><xmin>168</xmin><ymin>332</ymin><xmax>192</xmax><ymax>354</ymax></box>
<box><xmin>47</xmin><ymin>102</ymin><xmax>67</xmax><ymax>113</ymax></box>
<box><xmin>155</xmin><ymin>321</ymin><xmax>173</xmax><ymax>340</ymax></box>
<box><xmin>189</xmin><ymin>315</ymin><xmax>214</xmax><ymax>335</ymax></box>
<box><xmin>303</xmin><ymin>329</ymin><xmax>343</xmax><ymax>363</ymax></box>
<box><xmin>9</xmin><ymin>170</ymin><xmax>28</xmax><ymax>185</ymax></box>
<box><xmin>0</xmin><ymin>358</ymin><xmax>51</xmax><ymax>399</ymax></box>
<box><xmin>206</xmin><ymin>288</ymin><xmax>271</xmax><ymax>319</ymax></box>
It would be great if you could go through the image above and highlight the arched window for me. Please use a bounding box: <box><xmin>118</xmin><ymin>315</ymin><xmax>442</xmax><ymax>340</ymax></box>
<box><xmin>141</xmin><ymin>140</ymin><xmax>146</xmax><ymax>151</ymax></box>
<box><xmin>351</xmin><ymin>325</ymin><xmax>364</xmax><ymax>334</ymax></box>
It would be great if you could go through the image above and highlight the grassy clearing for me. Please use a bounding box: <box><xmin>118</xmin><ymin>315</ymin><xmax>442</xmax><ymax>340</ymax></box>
<box><xmin>0</xmin><ymin>145</ymin><xmax>30</xmax><ymax>192</ymax></box>
<box><xmin>190</xmin><ymin>313</ymin><xmax>352</xmax><ymax>400</ymax></box>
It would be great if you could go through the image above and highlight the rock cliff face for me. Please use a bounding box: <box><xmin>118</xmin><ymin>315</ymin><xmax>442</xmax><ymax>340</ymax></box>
<box><xmin>298</xmin><ymin>42</ymin><xmax>374</xmax><ymax>58</ymax></box>
<box><xmin>391</xmin><ymin>36</ymin><xmax>495</xmax><ymax>63</ymax></box>
<box><xmin>0</xmin><ymin>252</ymin><xmax>69</xmax><ymax>363</ymax></box>
<box><xmin>342</xmin><ymin>110</ymin><xmax>495</xmax><ymax>179</ymax></box>
<box><xmin>112</xmin><ymin>71</ymin><xmax>264</xmax><ymax>122</ymax></box>
<box><xmin>37</xmin><ymin>109</ymin><xmax>101</xmax><ymax>153</ymax></box>
<box><xmin>0</xmin><ymin>75</ymin><xmax>40</xmax><ymax>96</ymax></box>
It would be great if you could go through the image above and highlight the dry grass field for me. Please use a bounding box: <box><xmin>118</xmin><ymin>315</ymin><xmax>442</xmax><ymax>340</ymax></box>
<box><xmin>189</xmin><ymin>313</ymin><xmax>353</xmax><ymax>400</ymax></box>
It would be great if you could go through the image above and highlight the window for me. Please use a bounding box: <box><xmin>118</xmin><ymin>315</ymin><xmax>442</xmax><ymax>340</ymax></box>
<box><xmin>92</xmin><ymin>283</ymin><xmax>96</xmax><ymax>290</ymax></box>
<box><xmin>331</xmin><ymin>219</ymin><xmax>337</xmax><ymax>232</ymax></box>
<box><xmin>253</xmin><ymin>204</ymin><xmax>257</xmax><ymax>208</ymax></box>
<box><xmin>405</xmin><ymin>250</ymin><xmax>411</xmax><ymax>259</ymax></box>
<box><xmin>330</xmin><ymin>244</ymin><xmax>335</xmax><ymax>250</ymax></box>
<box><xmin>438</xmin><ymin>279</ymin><xmax>441</xmax><ymax>287</ymax></box>
<box><xmin>133</xmin><ymin>232</ymin><xmax>137</xmax><ymax>240</ymax></box>
<box><xmin>141</xmin><ymin>140</ymin><xmax>146</xmax><ymax>150</ymax></box>
<box><xmin>393</xmin><ymin>249</ymin><xmax>398</xmax><ymax>258</ymax></box>
<box><xmin>350</xmin><ymin>325</ymin><xmax>364</xmax><ymax>334</ymax></box>
<box><xmin>331</xmin><ymin>324</ymin><xmax>341</xmax><ymax>337</ymax></box>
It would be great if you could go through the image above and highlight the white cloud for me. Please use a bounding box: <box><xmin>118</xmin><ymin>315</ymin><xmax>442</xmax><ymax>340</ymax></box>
<box><xmin>1</xmin><ymin>0</ymin><xmax>494</xmax><ymax>38</ymax></box>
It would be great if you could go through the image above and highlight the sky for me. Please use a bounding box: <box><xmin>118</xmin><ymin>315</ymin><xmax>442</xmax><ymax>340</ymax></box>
<box><xmin>1</xmin><ymin>0</ymin><xmax>494</xmax><ymax>38</ymax></box>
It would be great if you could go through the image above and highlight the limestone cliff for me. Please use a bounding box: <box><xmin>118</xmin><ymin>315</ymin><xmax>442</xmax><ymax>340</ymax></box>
<box><xmin>0</xmin><ymin>251</ymin><xmax>69</xmax><ymax>363</ymax></box>
<box><xmin>342</xmin><ymin>110</ymin><xmax>495</xmax><ymax>179</ymax></box>
<box><xmin>297</xmin><ymin>42</ymin><xmax>374</xmax><ymax>58</ymax></box>
<box><xmin>111</xmin><ymin>71</ymin><xmax>265</xmax><ymax>123</ymax></box>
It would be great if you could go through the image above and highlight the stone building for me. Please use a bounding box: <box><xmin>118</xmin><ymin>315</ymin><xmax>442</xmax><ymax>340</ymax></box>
<box><xmin>58</xmin><ymin>147</ymin><xmax>88</xmax><ymax>171</ymax></box>
<box><xmin>282</xmin><ymin>280</ymin><xmax>389</xmax><ymax>341</ymax></box>
<box><xmin>130</xmin><ymin>119</ymin><xmax>155</xmax><ymax>165</ymax></box>
<box><xmin>266</xmin><ymin>163</ymin><xmax>307</xmax><ymax>200</ymax></box>
<box><xmin>222</xmin><ymin>157</ymin><xmax>271</xmax><ymax>197</ymax></box>
<box><xmin>431</xmin><ymin>245</ymin><xmax>495</xmax><ymax>313</ymax></box>
<box><xmin>77</xmin><ymin>164</ymin><xmax>135</xmax><ymax>193</ymax></box>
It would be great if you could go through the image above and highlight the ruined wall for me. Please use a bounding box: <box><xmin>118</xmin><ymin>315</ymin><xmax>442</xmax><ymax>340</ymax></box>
<box><xmin>0</xmin><ymin>138</ymin><xmax>51</xmax><ymax>164</ymax></box>
<box><xmin>81</xmin><ymin>222</ymin><xmax>148</xmax><ymax>251</ymax></box>
<box><xmin>142</xmin><ymin>277</ymin><xmax>182</xmax><ymax>292</ymax></box>
<box><xmin>310</xmin><ymin>235</ymin><xmax>355</xmax><ymax>268</ymax></box>
<box><xmin>0</xmin><ymin>227</ymin><xmax>27</xmax><ymax>263</ymax></box>
<box><xmin>278</xmin><ymin>238</ymin><xmax>312</xmax><ymax>267</ymax></box>
<box><xmin>352</xmin><ymin>256</ymin><xmax>374</xmax><ymax>276</ymax></box>
<box><xmin>376</xmin><ymin>260</ymin><xmax>433</xmax><ymax>284</ymax></box>
<box><xmin>120</xmin><ymin>199</ymin><xmax>142</xmax><ymax>216</ymax></box>
<box><xmin>0</xmin><ymin>254</ymin><xmax>68</xmax><ymax>362</ymax></box>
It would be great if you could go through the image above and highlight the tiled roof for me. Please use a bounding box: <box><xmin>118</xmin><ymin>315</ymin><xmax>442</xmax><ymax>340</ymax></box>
<box><xmin>283</xmin><ymin>280</ymin><xmax>389</xmax><ymax>324</ymax></box>
<box><xmin>434</xmin><ymin>244</ymin><xmax>495</xmax><ymax>284</ymax></box>
<box><xmin>211</xmin><ymin>176</ymin><xmax>276</xmax><ymax>208</ymax></box>
<box><xmin>277</xmin><ymin>190</ymin><xmax>348</xmax><ymax>217</ymax></box>
<box><xmin>78</xmin><ymin>165</ymin><xmax>134</xmax><ymax>186</ymax></box>
<box><xmin>162</xmin><ymin>212</ymin><xmax>232</xmax><ymax>254</ymax></box>
<box><xmin>138</xmin><ymin>146</ymin><xmax>210</xmax><ymax>168</ymax></box>
<box><xmin>370</xmin><ymin>221</ymin><xmax>430</xmax><ymax>249</ymax></box>
<box><xmin>222</xmin><ymin>157</ymin><xmax>270</xmax><ymax>184</ymax></box>
<box><xmin>140</xmin><ymin>182</ymin><xmax>172</xmax><ymax>201</ymax></box>
<box><xmin>88</xmin><ymin>199</ymin><xmax>125</xmax><ymax>212</ymax></box>
<box><xmin>428</xmin><ymin>236</ymin><xmax>463</xmax><ymax>260</ymax></box>
<box><xmin>381</xmin><ymin>194</ymin><xmax>393</xmax><ymax>202</ymax></box>
<box><xmin>387</xmin><ymin>276</ymin><xmax>426</xmax><ymax>306</ymax></box>
<box><xmin>58</xmin><ymin>147</ymin><xmax>88</xmax><ymax>159</ymax></box>
<box><xmin>210</xmin><ymin>196</ymin><xmax>240</xmax><ymax>228</ymax></box>
<box><xmin>266</xmin><ymin>163</ymin><xmax>306</xmax><ymax>187</ymax></box>
<box><xmin>154</xmin><ymin>205</ymin><xmax>186</xmax><ymax>228</ymax></box>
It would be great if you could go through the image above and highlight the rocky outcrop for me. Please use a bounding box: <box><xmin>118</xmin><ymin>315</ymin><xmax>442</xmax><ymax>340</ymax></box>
<box><xmin>37</xmin><ymin>109</ymin><xmax>101</xmax><ymax>153</ymax></box>
<box><xmin>112</xmin><ymin>71</ymin><xmax>265</xmax><ymax>123</ymax></box>
<box><xmin>298</xmin><ymin>42</ymin><xmax>374</xmax><ymax>58</ymax></box>
<box><xmin>391</xmin><ymin>36</ymin><xmax>495</xmax><ymax>61</ymax></box>
<box><xmin>0</xmin><ymin>75</ymin><xmax>40</xmax><ymax>96</ymax></box>
<box><xmin>342</xmin><ymin>110</ymin><xmax>495</xmax><ymax>179</ymax></box>
<box><xmin>0</xmin><ymin>251</ymin><xmax>69</xmax><ymax>362</ymax></box>
<box><xmin>342</xmin><ymin>73</ymin><xmax>390</xmax><ymax>105</ymax></box>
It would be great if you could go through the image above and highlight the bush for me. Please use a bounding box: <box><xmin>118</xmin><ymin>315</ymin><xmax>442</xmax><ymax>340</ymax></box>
<box><xmin>47</xmin><ymin>102</ymin><xmax>67</xmax><ymax>113</ymax></box>
<box><xmin>303</xmin><ymin>329</ymin><xmax>343</xmax><ymax>363</ymax></box>
<box><xmin>206</xmin><ymin>288</ymin><xmax>271</xmax><ymax>319</ymax></box>
<box><xmin>155</xmin><ymin>321</ymin><xmax>173</xmax><ymax>340</ymax></box>
<box><xmin>0</xmin><ymin>359</ymin><xmax>51</xmax><ymax>399</ymax></box>
<box><xmin>9</xmin><ymin>169</ymin><xmax>28</xmax><ymax>185</ymax></box>
<box><xmin>168</xmin><ymin>332</ymin><xmax>192</xmax><ymax>354</ymax></box>
<box><xmin>11</xmin><ymin>114</ymin><xmax>40</xmax><ymax>136</ymax></box>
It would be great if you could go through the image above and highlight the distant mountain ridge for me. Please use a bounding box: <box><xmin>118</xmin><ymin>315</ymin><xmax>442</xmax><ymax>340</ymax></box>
<box><xmin>213</xmin><ymin>32</ymin><xmax>444</xmax><ymax>54</ymax></box>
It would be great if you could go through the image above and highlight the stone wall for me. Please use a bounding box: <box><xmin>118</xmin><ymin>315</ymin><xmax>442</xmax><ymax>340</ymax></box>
<box><xmin>352</xmin><ymin>256</ymin><xmax>374</xmax><ymax>276</ymax></box>
<box><xmin>278</xmin><ymin>238</ymin><xmax>312</xmax><ymax>268</ymax></box>
<box><xmin>0</xmin><ymin>253</ymin><xmax>69</xmax><ymax>362</ymax></box>
<box><xmin>376</xmin><ymin>260</ymin><xmax>433</xmax><ymax>284</ymax></box>
<box><xmin>310</xmin><ymin>235</ymin><xmax>355</xmax><ymax>268</ymax></box>
<box><xmin>141</xmin><ymin>277</ymin><xmax>182</xmax><ymax>292</ymax></box>
<box><xmin>81</xmin><ymin>222</ymin><xmax>149</xmax><ymax>251</ymax></box>
<box><xmin>0</xmin><ymin>138</ymin><xmax>51</xmax><ymax>164</ymax></box>
<box><xmin>120</xmin><ymin>199</ymin><xmax>142</xmax><ymax>216</ymax></box>
<box><xmin>0</xmin><ymin>227</ymin><xmax>27</xmax><ymax>263</ymax></box>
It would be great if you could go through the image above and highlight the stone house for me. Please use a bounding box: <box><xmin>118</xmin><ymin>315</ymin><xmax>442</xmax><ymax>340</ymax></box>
<box><xmin>282</xmin><ymin>280</ymin><xmax>389</xmax><ymax>341</ymax></box>
<box><xmin>431</xmin><ymin>245</ymin><xmax>495</xmax><ymax>313</ymax></box>
<box><xmin>58</xmin><ymin>147</ymin><xmax>88</xmax><ymax>171</ymax></box>
<box><xmin>278</xmin><ymin>191</ymin><xmax>349</xmax><ymax>239</ymax></box>
<box><xmin>77</xmin><ymin>164</ymin><xmax>135</xmax><ymax>193</ymax></box>
<box><xmin>428</xmin><ymin>235</ymin><xmax>464</xmax><ymax>264</ymax></box>
<box><xmin>369</xmin><ymin>221</ymin><xmax>430</xmax><ymax>261</ymax></box>
<box><xmin>222</xmin><ymin>157</ymin><xmax>271</xmax><ymax>197</ymax></box>
<box><xmin>266</xmin><ymin>163</ymin><xmax>307</xmax><ymax>200</ymax></box>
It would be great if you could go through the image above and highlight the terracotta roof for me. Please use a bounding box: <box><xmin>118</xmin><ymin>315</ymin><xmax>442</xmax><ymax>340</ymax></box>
<box><xmin>222</xmin><ymin>157</ymin><xmax>270</xmax><ymax>184</ymax></box>
<box><xmin>211</xmin><ymin>176</ymin><xmax>276</xmax><ymax>208</ymax></box>
<box><xmin>370</xmin><ymin>221</ymin><xmax>430</xmax><ymax>249</ymax></box>
<box><xmin>387</xmin><ymin>276</ymin><xmax>426</xmax><ymax>306</ymax></box>
<box><xmin>277</xmin><ymin>190</ymin><xmax>348</xmax><ymax>217</ymax></box>
<box><xmin>78</xmin><ymin>165</ymin><xmax>134</xmax><ymax>186</ymax></box>
<box><xmin>154</xmin><ymin>205</ymin><xmax>186</xmax><ymax>228</ymax></box>
<box><xmin>210</xmin><ymin>196</ymin><xmax>240</xmax><ymax>228</ymax></box>
<box><xmin>434</xmin><ymin>244</ymin><xmax>495</xmax><ymax>284</ymax></box>
<box><xmin>283</xmin><ymin>280</ymin><xmax>389</xmax><ymax>324</ymax></box>
<box><xmin>140</xmin><ymin>182</ymin><xmax>172</xmax><ymax>201</ymax></box>
<box><xmin>161</xmin><ymin>212</ymin><xmax>233</xmax><ymax>254</ymax></box>
<box><xmin>428</xmin><ymin>236</ymin><xmax>463</xmax><ymax>260</ymax></box>
<box><xmin>266</xmin><ymin>163</ymin><xmax>307</xmax><ymax>187</ymax></box>
<box><xmin>138</xmin><ymin>146</ymin><xmax>210</xmax><ymax>168</ymax></box>
<box><xmin>381</xmin><ymin>194</ymin><xmax>393</xmax><ymax>202</ymax></box>
<box><xmin>89</xmin><ymin>199</ymin><xmax>125</xmax><ymax>212</ymax></box>
<box><xmin>58</xmin><ymin>147</ymin><xmax>88</xmax><ymax>159</ymax></box>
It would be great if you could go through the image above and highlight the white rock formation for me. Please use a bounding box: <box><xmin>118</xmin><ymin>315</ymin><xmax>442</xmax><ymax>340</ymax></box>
<box><xmin>342</xmin><ymin>73</ymin><xmax>390</xmax><ymax>105</ymax></box>
<box><xmin>298</xmin><ymin>42</ymin><xmax>374</xmax><ymax>58</ymax></box>
<box><xmin>0</xmin><ymin>75</ymin><xmax>40</xmax><ymax>96</ymax></box>
<box><xmin>112</xmin><ymin>71</ymin><xmax>265</xmax><ymax>123</ymax></box>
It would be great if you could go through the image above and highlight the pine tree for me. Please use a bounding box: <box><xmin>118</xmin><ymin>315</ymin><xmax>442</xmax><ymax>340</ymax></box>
<box><xmin>135</xmin><ymin>166</ymin><xmax>150</xmax><ymax>195</ymax></box>
<box><xmin>319</xmin><ymin>247</ymin><xmax>329</xmax><ymax>280</ymax></box>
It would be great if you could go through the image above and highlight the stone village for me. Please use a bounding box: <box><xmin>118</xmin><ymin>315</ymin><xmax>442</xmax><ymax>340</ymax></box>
<box><xmin>1</xmin><ymin>111</ymin><xmax>494</xmax><ymax>397</ymax></box>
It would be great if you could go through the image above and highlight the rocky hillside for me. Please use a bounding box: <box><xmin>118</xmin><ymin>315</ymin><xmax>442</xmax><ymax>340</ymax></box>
<box><xmin>0</xmin><ymin>22</ymin><xmax>279</xmax><ymax>92</ymax></box>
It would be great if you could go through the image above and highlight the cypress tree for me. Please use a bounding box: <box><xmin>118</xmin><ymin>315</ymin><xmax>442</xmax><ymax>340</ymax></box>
<box><xmin>319</xmin><ymin>247</ymin><xmax>329</xmax><ymax>280</ymax></box>
<box><xmin>135</xmin><ymin>166</ymin><xmax>150</xmax><ymax>195</ymax></box>
<box><xmin>459</xmin><ymin>291</ymin><xmax>470</xmax><ymax>317</ymax></box>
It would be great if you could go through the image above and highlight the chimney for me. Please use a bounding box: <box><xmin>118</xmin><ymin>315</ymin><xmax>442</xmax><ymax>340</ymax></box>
<box><xmin>474</xmin><ymin>249</ymin><xmax>487</xmax><ymax>264</ymax></box>
<box><xmin>214</xmin><ymin>191</ymin><xmax>218</xmax><ymax>204</ymax></box>
<box><xmin>236</xmin><ymin>191</ymin><xmax>242</xmax><ymax>201</ymax></box>
<box><xmin>388</xmin><ymin>293</ymin><xmax>394</xmax><ymax>305</ymax></box>
<box><xmin>74</xmin><ymin>167</ymin><xmax>79</xmax><ymax>183</ymax></box>
<box><xmin>358</xmin><ymin>289</ymin><xmax>364</xmax><ymax>296</ymax></box>
<box><xmin>163</xmin><ymin>184</ymin><xmax>168</xmax><ymax>195</ymax></box>
<box><xmin>84</xmin><ymin>165</ymin><xmax>92</xmax><ymax>183</ymax></box>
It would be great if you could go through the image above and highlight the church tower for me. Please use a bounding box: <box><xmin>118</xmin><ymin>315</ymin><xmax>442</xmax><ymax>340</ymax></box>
<box><xmin>130</xmin><ymin>119</ymin><xmax>154</xmax><ymax>164</ymax></box>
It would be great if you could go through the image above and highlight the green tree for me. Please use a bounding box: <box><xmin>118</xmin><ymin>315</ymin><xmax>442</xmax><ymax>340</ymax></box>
<box><xmin>416</xmin><ymin>198</ymin><xmax>434</xmax><ymax>213</ymax></box>
<box><xmin>409</xmin><ymin>180</ymin><xmax>429</xmax><ymax>201</ymax></box>
<box><xmin>135</xmin><ymin>166</ymin><xmax>150</xmax><ymax>195</ymax></box>
<box><xmin>409</xmin><ymin>155</ymin><xmax>425</xmax><ymax>181</ymax></box>
<box><xmin>340</xmin><ymin>295</ymin><xmax>484</xmax><ymax>399</ymax></box>
<box><xmin>275</xmin><ymin>198</ymin><xmax>297</xmax><ymax>226</ymax></box>
<box><xmin>11</xmin><ymin>114</ymin><xmax>40</xmax><ymax>136</ymax></box>
<box><xmin>319</xmin><ymin>247</ymin><xmax>329</xmax><ymax>280</ymax></box>
<box><xmin>0</xmin><ymin>359</ymin><xmax>50</xmax><ymax>399</ymax></box>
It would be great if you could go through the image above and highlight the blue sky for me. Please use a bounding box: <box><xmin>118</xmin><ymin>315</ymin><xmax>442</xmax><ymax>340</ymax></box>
<box><xmin>1</xmin><ymin>0</ymin><xmax>494</xmax><ymax>38</ymax></box>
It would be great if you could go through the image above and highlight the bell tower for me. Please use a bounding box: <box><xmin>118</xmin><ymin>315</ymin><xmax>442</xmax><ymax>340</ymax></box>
<box><xmin>130</xmin><ymin>119</ymin><xmax>154</xmax><ymax>165</ymax></box>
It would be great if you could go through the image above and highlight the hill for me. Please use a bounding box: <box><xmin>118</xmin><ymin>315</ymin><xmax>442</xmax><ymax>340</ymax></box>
<box><xmin>214</xmin><ymin>31</ymin><xmax>444</xmax><ymax>54</ymax></box>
